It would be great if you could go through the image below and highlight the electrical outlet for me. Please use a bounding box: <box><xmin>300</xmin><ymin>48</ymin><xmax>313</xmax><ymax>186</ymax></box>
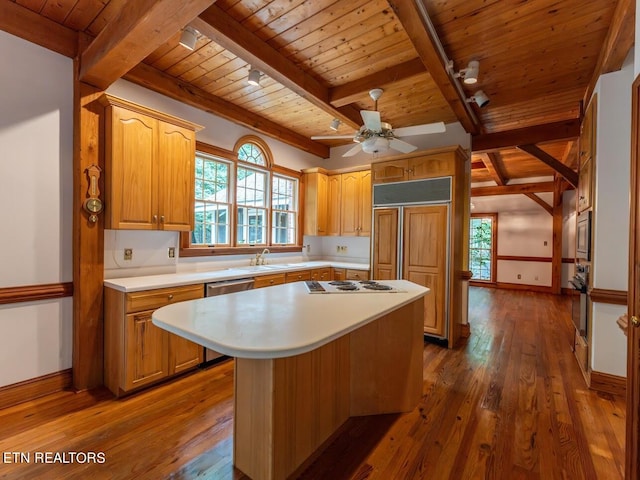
<box><xmin>168</xmin><ymin>247</ymin><xmax>175</xmax><ymax>258</ymax></box>
<box><xmin>336</xmin><ymin>245</ymin><xmax>341</xmax><ymax>253</ymax></box>
<box><xmin>124</xmin><ymin>248</ymin><xmax>133</xmax><ymax>261</ymax></box>
<box><xmin>517</xmin><ymin>273</ymin><xmax>521</xmax><ymax>279</ymax></box>
<box><xmin>535</xmin><ymin>275</ymin><xmax>539</xmax><ymax>281</ymax></box>
<box><xmin>342</xmin><ymin>246</ymin><xmax>348</xmax><ymax>253</ymax></box>
<box><xmin>544</xmin><ymin>241</ymin><xmax>548</xmax><ymax>246</ymax></box>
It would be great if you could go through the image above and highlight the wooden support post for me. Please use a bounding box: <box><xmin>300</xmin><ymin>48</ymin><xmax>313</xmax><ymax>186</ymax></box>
<box><xmin>551</xmin><ymin>176</ymin><xmax>564</xmax><ymax>294</ymax></box>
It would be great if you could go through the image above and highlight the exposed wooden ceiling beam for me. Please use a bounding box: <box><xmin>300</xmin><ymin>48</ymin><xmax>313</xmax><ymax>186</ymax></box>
<box><xmin>516</xmin><ymin>144</ymin><xmax>578</xmax><ymax>188</ymax></box>
<box><xmin>194</xmin><ymin>6</ymin><xmax>362</xmax><ymax>130</ymax></box>
<box><xmin>471</xmin><ymin>182</ymin><xmax>555</xmax><ymax>197</ymax></box>
<box><xmin>387</xmin><ymin>0</ymin><xmax>480</xmax><ymax>134</ymax></box>
<box><xmin>472</xmin><ymin>119</ymin><xmax>581</xmax><ymax>153</ymax></box>
<box><xmin>479</xmin><ymin>152</ymin><xmax>508</xmax><ymax>186</ymax></box>
<box><xmin>80</xmin><ymin>0</ymin><xmax>215</xmax><ymax>89</ymax></box>
<box><xmin>329</xmin><ymin>59</ymin><xmax>426</xmax><ymax>108</ymax></box>
<box><xmin>583</xmin><ymin>0</ymin><xmax>635</xmax><ymax>106</ymax></box>
<box><xmin>524</xmin><ymin>193</ymin><xmax>553</xmax><ymax>215</ymax></box>
<box><xmin>0</xmin><ymin>0</ymin><xmax>77</xmax><ymax>58</ymax></box>
<box><xmin>125</xmin><ymin>62</ymin><xmax>329</xmax><ymax>159</ymax></box>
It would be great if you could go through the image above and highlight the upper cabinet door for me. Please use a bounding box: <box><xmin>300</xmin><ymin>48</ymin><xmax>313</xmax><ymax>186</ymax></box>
<box><xmin>107</xmin><ymin>106</ymin><xmax>157</xmax><ymax>230</ymax></box>
<box><xmin>340</xmin><ymin>172</ymin><xmax>360</xmax><ymax>236</ymax></box>
<box><xmin>157</xmin><ymin>122</ymin><xmax>196</xmax><ymax>231</ymax></box>
<box><xmin>372</xmin><ymin>160</ymin><xmax>408</xmax><ymax>184</ymax></box>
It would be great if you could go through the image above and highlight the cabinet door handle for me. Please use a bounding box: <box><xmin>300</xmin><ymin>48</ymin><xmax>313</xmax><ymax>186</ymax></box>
<box><xmin>160</xmin><ymin>215</ymin><xmax>165</xmax><ymax>223</ymax></box>
<box><xmin>153</xmin><ymin>215</ymin><xmax>158</xmax><ymax>223</ymax></box>
<box><xmin>168</xmin><ymin>294</ymin><xmax>174</xmax><ymax>300</ymax></box>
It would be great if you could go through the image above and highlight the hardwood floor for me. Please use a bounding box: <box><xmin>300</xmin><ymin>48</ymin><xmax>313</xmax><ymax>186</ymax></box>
<box><xmin>0</xmin><ymin>288</ymin><xmax>626</xmax><ymax>479</ymax></box>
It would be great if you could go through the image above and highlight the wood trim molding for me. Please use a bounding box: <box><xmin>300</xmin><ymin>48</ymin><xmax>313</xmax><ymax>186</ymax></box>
<box><xmin>459</xmin><ymin>323</ymin><xmax>471</xmax><ymax>339</ymax></box>
<box><xmin>497</xmin><ymin>255</ymin><xmax>552</xmax><ymax>263</ymax></box>
<box><xmin>0</xmin><ymin>369</ymin><xmax>72</xmax><ymax>410</ymax></box>
<box><xmin>460</xmin><ymin>270</ymin><xmax>473</xmax><ymax>281</ymax></box>
<box><xmin>590</xmin><ymin>371</ymin><xmax>626</xmax><ymax>397</ymax></box>
<box><xmin>0</xmin><ymin>282</ymin><xmax>73</xmax><ymax>305</ymax></box>
<box><xmin>476</xmin><ymin>282</ymin><xmax>554</xmax><ymax>294</ymax></box>
<box><xmin>589</xmin><ymin>288</ymin><xmax>628</xmax><ymax>305</ymax></box>
<box><xmin>179</xmin><ymin>245</ymin><xmax>303</xmax><ymax>257</ymax></box>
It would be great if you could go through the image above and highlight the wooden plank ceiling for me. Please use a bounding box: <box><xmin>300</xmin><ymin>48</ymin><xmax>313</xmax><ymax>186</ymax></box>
<box><xmin>4</xmin><ymin>0</ymin><xmax>632</xmax><ymax>185</ymax></box>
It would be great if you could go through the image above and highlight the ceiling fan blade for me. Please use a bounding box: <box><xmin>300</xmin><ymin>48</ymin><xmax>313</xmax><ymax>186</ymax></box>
<box><xmin>311</xmin><ymin>135</ymin><xmax>356</xmax><ymax>140</ymax></box>
<box><xmin>342</xmin><ymin>143</ymin><xmax>363</xmax><ymax>157</ymax></box>
<box><xmin>392</xmin><ymin>122</ymin><xmax>446</xmax><ymax>137</ymax></box>
<box><xmin>360</xmin><ymin>110</ymin><xmax>381</xmax><ymax>131</ymax></box>
<box><xmin>389</xmin><ymin>138</ymin><xmax>418</xmax><ymax>154</ymax></box>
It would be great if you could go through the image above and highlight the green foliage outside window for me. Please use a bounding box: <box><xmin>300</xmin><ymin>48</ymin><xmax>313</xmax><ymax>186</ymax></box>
<box><xmin>469</xmin><ymin>217</ymin><xmax>493</xmax><ymax>281</ymax></box>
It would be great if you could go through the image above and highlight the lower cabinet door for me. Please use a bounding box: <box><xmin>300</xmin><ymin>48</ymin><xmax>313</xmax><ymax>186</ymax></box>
<box><xmin>124</xmin><ymin>310</ymin><xmax>169</xmax><ymax>391</ymax></box>
<box><xmin>169</xmin><ymin>333</ymin><xmax>203</xmax><ymax>374</ymax></box>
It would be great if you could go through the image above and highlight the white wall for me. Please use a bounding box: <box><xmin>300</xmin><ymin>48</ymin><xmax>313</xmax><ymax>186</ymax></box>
<box><xmin>0</xmin><ymin>31</ymin><xmax>73</xmax><ymax>387</ymax></box>
<box><xmin>587</xmin><ymin>49</ymin><xmax>634</xmax><ymax>377</ymax></box>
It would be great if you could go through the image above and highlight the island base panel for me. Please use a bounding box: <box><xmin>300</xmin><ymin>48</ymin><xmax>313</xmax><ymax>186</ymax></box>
<box><xmin>234</xmin><ymin>336</ymin><xmax>351</xmax><ymax>480</ymax></box>
<box><xmin>233</xmin><ymin>298</ymin><xmax>424</xmax><ymax>480</ymax></box>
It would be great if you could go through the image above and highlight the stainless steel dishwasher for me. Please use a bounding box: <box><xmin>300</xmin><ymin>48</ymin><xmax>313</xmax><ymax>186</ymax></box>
<box><xmin>203</xmin><ymin>277</ymin><xmax>255</xmax><ymax>362</ymax></box>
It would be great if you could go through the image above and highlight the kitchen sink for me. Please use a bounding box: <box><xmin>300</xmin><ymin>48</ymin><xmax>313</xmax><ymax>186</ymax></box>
<box><xmin>231</xmin><ymin>265</ymin><xmax>284</xmax><ymax>272</ymax></box>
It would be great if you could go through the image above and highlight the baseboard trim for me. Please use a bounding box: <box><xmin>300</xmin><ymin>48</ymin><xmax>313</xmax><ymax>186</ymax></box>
<box><xmin>589</xmin><ymin>371</ymin><xmax>626</xmax><ymax>397</ymax></box>
<box><xmin>460</xmin><ymin>323</ymin><xmax>471</xmax><ymax>338</ymax></box>
<box><xmin>471</xmin><ymin>281</ymin><xmax>554</xmax><ymax>294</ymax></box>
<box><xmin>0</xmin><ymin>369</ymin><xmax>73</xmax><ymax>410</ymax></box>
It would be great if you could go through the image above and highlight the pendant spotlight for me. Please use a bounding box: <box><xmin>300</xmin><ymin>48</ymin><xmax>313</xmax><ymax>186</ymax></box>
<box><xmin>330</xmin><ymin>118</ymin><xmax>341</xmax><ymax>131</ymax></box>
<box><xmin>448</xmin><ymin>59</ymin><xmax>480</xmax><ymax>84</ymax></box>
<box><xmin>247</xmin><ymin>67</ymin><xmax>263</xmax><ymax>86</ymax></box>
<box><xmin>179</xmin><ymin>26</ymin><xmax>199</xmax><ymax>51</ymax></box>
<box><xmin>466</xmin><ymin>90</ymin><xmax>490</xmax><ymax>108</ymax></box>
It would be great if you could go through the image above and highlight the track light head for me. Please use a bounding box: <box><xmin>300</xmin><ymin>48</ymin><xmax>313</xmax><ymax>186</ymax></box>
<box><xmin>179</xmin><ymin>26</ymin><xmax>198</xmax><ymax>51</ymax></box>
<box><xmin>466</xmin><ymin>90</ymin><xmax>490</xmax><ymax>108</ymax></box>
<box><xmin>448</xmin><ymin>59</ymin><xmax>480</xmax><ymax>84</ymax></box>
<box><xmin>330</xmin><ymin>118</ymin><xmax>341</xmax><ymax>131</ymax></box>
<box><xmin>247</xmin><ymin>67</ymin><xmax>262</xmax><ymax>86</ymax></box>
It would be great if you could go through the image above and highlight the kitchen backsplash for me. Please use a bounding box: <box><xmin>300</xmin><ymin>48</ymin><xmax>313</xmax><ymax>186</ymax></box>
<box><xmin>104</xmin><ymin>230</ymin><xmax>371</xmax><ymax>279</ymax></box>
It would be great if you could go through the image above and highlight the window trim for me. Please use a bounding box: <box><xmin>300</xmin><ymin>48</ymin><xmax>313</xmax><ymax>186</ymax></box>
<box><xmin>180</xmin><ymin>139</ymin><xmax>303</xmax><ymax>257</ymax></box>
<box><xmin>469</xmin><ymin>213</ymin><xmax>498</xmax><ymax>284</ymax></box>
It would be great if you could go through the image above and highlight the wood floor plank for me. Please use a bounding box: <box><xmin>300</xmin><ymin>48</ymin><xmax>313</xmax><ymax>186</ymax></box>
<box><xmin>0</xmin><ymin>288</ymin><xmax>626</xmax><ymax>479</ymax></box>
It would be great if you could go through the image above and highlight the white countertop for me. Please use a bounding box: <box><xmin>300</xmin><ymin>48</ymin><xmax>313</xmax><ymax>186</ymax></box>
<box><xmin>152</xmin><ymin>280</ymin><xmax>428</xmax><ymax>359</ymax></box>
<box><xmin>104</xmin><ymin>261</ymin><xmax>369</xmax><ymax>292</ymax></box>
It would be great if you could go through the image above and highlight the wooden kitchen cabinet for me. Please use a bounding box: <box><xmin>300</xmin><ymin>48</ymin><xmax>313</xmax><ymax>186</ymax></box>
<box><xmin>253</xmin><ymin>273</ymin><xmax>286</xmax><ymax>288</ymax></box>
<box><xmin>578</xmin><ymin>96</ymin><xmax>596</xmax><ymax>212</ymax></box>
<box><xmin>340</xmin><ymin>170</ymin><xmax>372</xmax><ymax>236</ymax></box>
<box><xmin>372</xmin><ymin>151</ymin><xmax>456</xmax><ymax>184</ymax></box>
<box><xmin>578</xmin><ymin>158</ymin><xmax>593</xmax><ymax>212</ymax></box>
<box><xmin>326</xmin><ymin>174</ymin><xmax>342</xmax><ymax>236</ymax></box>
<box><xmin>104</xmin><ymin>283</ymin><xmax>204</xmax><ymax>397</ymax></box>
<box><xmin>311</xmin><ymin>268</ymin><xmax>331</xmax><ymax>281</ymax></box>
<box><xmin>346</xmin><ymin>269</ymin><xmax>370</xmax><ymax>281</ymax></box>
<box><xmin>285</xmin><ymin>270</ymin><xmax>312</xmax><ymax>283</ymax></box>
<box><xmin>100</xmin><ymin>95</ymin><xmax>201</xmax><ymax>231</ymax></box>
<box><xmin>332</xmin><ymin>268</ymin><xmax>346</xmax><ymax>281</ymax></box>
<box><xmin>303</xmin><ymin>169</ymin><xmax>328</xmax><ymax>235</ymax></box>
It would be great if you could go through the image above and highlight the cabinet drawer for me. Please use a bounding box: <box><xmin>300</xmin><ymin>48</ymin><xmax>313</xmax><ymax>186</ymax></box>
<box><xmin>311</xmin><ymin>268</ymin><xmax>331</xmax><ymax>281</ymax></box>
<box><xmin>254</xmin><ymin>273</ymin><xmax>286</xmax><ymax>288</ymax></box>
<box><xmin>346</xmin><ymin>269</ymin><xmax>370</xmax><ymax>281</ymax></box>
<box><xmin>126</xmin><ymin>284</ymin><xmax>204</xmax><ymax>313</ymax></box>
<box><xmin>285</xmin><ymin>270</ymin><xmax>312</xmax><ymax>283</ymax></box>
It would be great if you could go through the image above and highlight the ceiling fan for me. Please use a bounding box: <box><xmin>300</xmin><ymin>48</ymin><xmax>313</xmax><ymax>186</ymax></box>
<box><xmin>311</xmin><ymin>88</ymin><xmax>446</xmax><ymax>157</ymax></box>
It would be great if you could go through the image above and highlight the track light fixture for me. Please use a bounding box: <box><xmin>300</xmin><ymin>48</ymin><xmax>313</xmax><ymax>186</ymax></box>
<box><xmin>330</xmin><ymin>118</ymin><xmax>341</xmax><ymax>131</ymax></box>
<box><xmin>247</xmin><ymin>67</ymin><xmax>262</xmax><ymax>86</ymax></box>
<box><xmin>448</xmin><ymin>60</ymin><xmax>480</xmax><ymax>84</ymax></box>
<box><xmin>179</xmin><ymin>26</ymin><xmax>198</xmax><ymax>51</ymax></box>
<box><xmin>466</xmin><ymin>90</ymin><xmax>490</xmax><ymax>108</ymax></box>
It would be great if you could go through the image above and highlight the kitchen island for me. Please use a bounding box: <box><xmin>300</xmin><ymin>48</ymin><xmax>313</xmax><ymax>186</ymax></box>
<box><xmin>152</xmin><ymin>280</ymin><xmax>428</xmax><ymax>480</ymax></box>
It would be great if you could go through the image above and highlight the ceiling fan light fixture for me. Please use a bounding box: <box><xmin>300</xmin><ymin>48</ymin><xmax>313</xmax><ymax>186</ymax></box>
<box><xmin>466</xmin><ymin>90</ymin><xmax>490</xmax><ymax>108</ymax></box>
<box><xmin>361</xmin><ymin>137</ymin><xmax>390</xmax><ymax>154</ymax></box>
<box><xmin>179</xmin><ymin>26</ymin><xmax>199</xmax><ymax>51</ymax></box>
<box><xmin>330</xmin><ymin>118</ymin><xmax>341</xmax><ymax>131</ymax></box>
<box><xmin>247</xmin><ymin>67</ymin><xmax>262</xmax><ymax>86</ymax></box>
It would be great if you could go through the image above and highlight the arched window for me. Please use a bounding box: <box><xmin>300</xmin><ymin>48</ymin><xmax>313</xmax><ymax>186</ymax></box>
<box><xmin>187</xmin><ymin>136</ymin><xmax>300</xmax><ymax>253</ymax></box>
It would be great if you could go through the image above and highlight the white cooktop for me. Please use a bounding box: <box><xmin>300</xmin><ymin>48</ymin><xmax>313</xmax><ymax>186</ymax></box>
<box><xmin>304</xmin><ymin>280</ymin><xmax>405</xmax><ymax>294</ymax></box>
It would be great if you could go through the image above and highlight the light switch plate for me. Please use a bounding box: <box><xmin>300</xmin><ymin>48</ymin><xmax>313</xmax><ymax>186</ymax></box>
<box><xmin>168</xmin><ymin>247</ymin><xmax>176</xmax><ymax>258</ymax></box>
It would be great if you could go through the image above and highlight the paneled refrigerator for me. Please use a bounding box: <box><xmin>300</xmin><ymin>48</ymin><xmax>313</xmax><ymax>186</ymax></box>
<box><xmin>371</xmin><ymin>177</ymin><xmax>451</xmax><ymax>339</ymax></box>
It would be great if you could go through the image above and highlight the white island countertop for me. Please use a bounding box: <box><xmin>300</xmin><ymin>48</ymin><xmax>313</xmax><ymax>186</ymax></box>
<box><xmin>104</xmin><ymin>260</ymin><xmax>369</xmax><ymax>292</ymax></box>
<box><xmin>152</xmin><ymin>280</ymin><xmax>428</xmax><ymax>359</ymax></box>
